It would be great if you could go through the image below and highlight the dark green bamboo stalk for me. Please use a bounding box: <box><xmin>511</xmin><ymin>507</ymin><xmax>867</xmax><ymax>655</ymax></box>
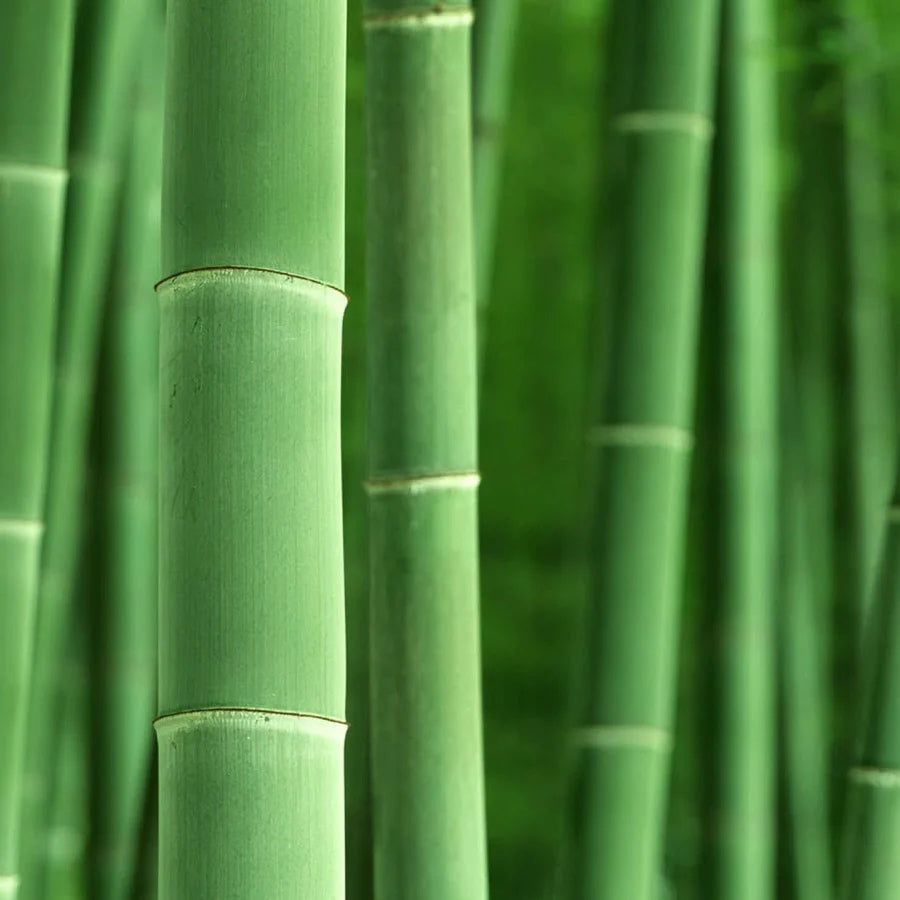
<box><xmin>570</xmin><ymin>1</ymin><xmax>719</xmax><ymax>897</ymax></box>
<box><xmin>157</xmin><ymin>1</ymin><xmax>348</xmax><ymax>896</ymax></box>
<box><xmin>0</xmin><ymin>3</ymin><xmax>75</xmax><ymax>898</ymax></box>
<box><xmin>364</xmin><ymin>3</ymin><xmax>488</xmax><ymax>899</ymax></box>
<box><xmin>840</xmin><ymin>467</ymin><xmax>900</xmax><ymax>899</ymax></box>
<box><xmin>697</xmin><ymin>1</ymin><xmax>779</xmax><ymax>895</ymax></box>
<box><xmin>473</xmin><ymin>0</ymin><xmax>519</xmax><ymax>311</ymax></box>
<box><xmin>842</xmin><ymin>0</ymin><xmax>896</xmax><ymax>627</ymax></box>
<box><xmin>23</xmin><ymin>0</ymin><xmax>152</xmax><ymax>888</ymax></box>
<box><xmin>779</xmin><ymin>422</ymin><xmax>834</xmax><ymax>900</ymax></box>
<box><xmin>90</xmin><ymin>17</ymin><xmax>163</xmax><ymax>900</ymax></box>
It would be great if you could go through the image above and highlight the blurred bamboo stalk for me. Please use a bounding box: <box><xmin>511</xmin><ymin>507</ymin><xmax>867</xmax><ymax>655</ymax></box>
<box><xmin>840</xmin><ymin>465</ymin><xmax>900</xmax><ymax>899</ymax></box>
<box><xmin>0</xmin><ymin>3</ymin><xmax>76</xmax><ymax>897</ymax></box>
<box><xmin>570</xmin><ymin>1</ymin><xmax>719</xmax><ymax>897</ymax></box>
<box><xmin>22</xmin><ymin>0</ymin><xmax>152</xmax><ymax>892</ymax></box>
<box><xmin>89</xmin><ymin>15</ymin><xmax>163</xmax><ymax>899</ymax></box>
<box><xmin>698</xmin><ymin>0</ymin><xmax>780</xmax><ymax>895</ymax></box>
<box><xmin>473</xmin><ymin>0</ymin><xmax>519</xmax><ymax>324</ymax></box>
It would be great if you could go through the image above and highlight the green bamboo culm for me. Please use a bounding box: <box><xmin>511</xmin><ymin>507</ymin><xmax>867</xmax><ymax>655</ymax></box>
<box><xmin>43</xmin><ymin>624</ymin><xmax>89</xmax><ymax>900</ymax></box>
<box><xmin>569</xmin><ymin>1</ymin><xmax>719</xmax><ymax>897</ymax></box>
<box><xmin>473</xmin><ymin>0</ymin><xmax>519</xmax><ymax>313</ymax></box>
<box><xmin>842</xmin><ymin>0</ymin><xmax>896</xmax><ymax>629</ymax></box>
<box><xmin>840</xmin><ymin>467</ymin><xmax>900</xmax><ymax>899</ymax></box>
<box><xmin>0</xmin><ymin>3</ymin><xmax>76</xmax><ymax>898</ymax></box>
<box><xmin>22</xmin><ymin>0</ymin><xmax>153</xmax><ymax>890</ymax></box>
<box><xmin>157</xmin><ymin>1</ymin><xmax>348</xmax><ymax>896</ymax></box>
<box><xmin>90</xmin><ymin>15</ymin><xmax>164</xmax><ymax>900</ymax></box>
<box><xmin>698</xmin><ymin>0</ymin><xmax>779</xmax><ymax>894</ymax></box>
<box><xmin>364</xmin><ymin>3</ymin><xmax>489</xmax><ymax>899</ymax></box>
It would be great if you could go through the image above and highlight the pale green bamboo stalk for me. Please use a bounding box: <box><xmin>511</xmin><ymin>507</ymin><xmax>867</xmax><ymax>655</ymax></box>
<box><xmin>157</xmin><ymin>1</ymin><xmax>348</xmax><ymax>896</ymax></box>
<box><xmin>842</xmin><ymin>0</ymin><xmax>896</xmax><ymax>629</ymax></box>
<box><xmin>22</xmin><ymin>0</ymin><xmax>153</xmax><ymax>888</ymax></box>
<box><xmin>840</xmin><ymin>467</ymin><xmax>900</xmax><ymax>899</ymax></box>
<box><xmin>364</xmin><ymin>3</ymin><xmax>488</xmax><ymax>899</ymax></box>
<box><xmin>0</xmin><ymin>4</ymin><xmax>75</xmax><ymax>898</ymax></box>
<box><xmin>570</xmin><ymin>1</ymin><xmax>719</xmax><ymax>897</ymax></box>
<box><xmin>697</xmin><ymin>1</ymin><xmax>779</xmax><ymax>895</ymax></box>
<box><xmin>90</xmin><ymin>17</ymin><xmax>163</xmax><ymax>900</ymax></box>
<box><xmin>473</xmin><ymin>0</ymin><xmax>519</xmax><ymax>311</ymax></box>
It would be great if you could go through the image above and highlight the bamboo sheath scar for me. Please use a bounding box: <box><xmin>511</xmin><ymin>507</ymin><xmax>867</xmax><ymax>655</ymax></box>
<box><xmin>0</xmin><ymin>3</ymin><xmax>75</xmax><ymax>898</ymax></box>
<box><xmin>571</xmin><ymin>2</ymin><xmax>719</xmax><ymax>899</ymax></box>
<box><xmin>365</xmin><ymin>3</ymin><xmax>489</xmax><ymax>899</ymax></box>
<box><xmin>158</xmin><ymin>2</ymin><xmax>348</xmax><ymax>897</ymax></box>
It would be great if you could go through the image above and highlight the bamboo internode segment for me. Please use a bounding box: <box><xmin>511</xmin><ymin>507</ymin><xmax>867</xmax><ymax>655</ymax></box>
<box><xmin>365</xmin><ymin>1</ymin><xmax>488</xmax><ymax>897</ymax></box>
<box><xmin>569</xmin><ymin>726</ymin><xmax>673</xmax><ymax>752</ymax></box>
<box><xmin>159</xmin><ymin>1</ymin><xmax>348</xmax><ymax>895</ymax></box>
<box><xmin>587</xmin><ymin>423</ymin><xmax>694</xmax><ymax>451</ymax></box>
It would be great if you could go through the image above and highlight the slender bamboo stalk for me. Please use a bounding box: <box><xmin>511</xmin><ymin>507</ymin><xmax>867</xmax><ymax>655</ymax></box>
<box><xmin>473</xmin><ymin>0</ymin><xmax>519</xmax><ymax>313</ymax></box>
<box><xmin>0</xmin><ymin>3</ymin><xmax>75</xmax><ymax>898</ymax></box>
<box><xmin>23</xmin><ymin>0</ymin><xmax>152</xmax><ymax>887</ymax></box>
<box><xmin>364</xmin><ymin>3</ymin><xmax>488</xmax><ymax>899</ymax></box>
<box><xmin>128</xmin><ymin>753</ymin><xmax>157</xmax><ymax>900</ymax></box>
<box><xmin>157</xmin><ymin>1</ymin><xmax>348</xmax><ymax>895</ymax></box>
<box><xmin>570</xmin><ymin>1</ymin><xmax>719</xmax><ymax>896</ymax></box>
<box><xmin>43</xmin><ymin>625</ymin><xmax>88</xmax><ymax>900</ymax></box>
<box><xmin>840</xmin><ymin>467</ymin><xmax>900</xmax><ymax>899</ymax></box>
<box><xmin>696</xmin><ymin>1</ymin><xmax>779</xmax><ymax>895</ymax></box>
<box><xmin>842</xmin><ymin>0</ymin><xmax>896</xmax><ymax>628</ymax></box>
<box><xmin>90</xmin><ymin>17</ymin><xmax>163</xmax><ymax>900</ymax></box>
<box><xmin>779</xmin><ymin>409</ymin><xmax>834</xmax><ymax>900</ymax></box>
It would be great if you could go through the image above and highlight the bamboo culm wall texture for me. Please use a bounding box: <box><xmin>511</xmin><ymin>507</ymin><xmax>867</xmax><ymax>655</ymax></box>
<box><xmin>90</xmin><ymin>15</ymin><xmax>164</xmax><ymax>900</ymax></box>
<box><xmin>570</xmin><ymin>2</ymin><xmax>719</xmax><ymax>898</ymax></box>
<box><xmin>22</xmin><ymin>1</ymin><xmax>152</xmax><ymax>891</ymax></box>
<box><xmin>699</xmin><ymin>0</ymin><xmax>778</xmax><ymax>894</ymax></box>
<box><xmin>364</xmin><ymin>3</ymin><xmax>489</xmax><ymax>899</ymax></box>
<box><xmin>0</xmin><ymin>3</ymin><xmax>75</xmax><ymax>898</ymax></box>
<box><xmin>157</xmin><ymin>2</ymin><xmax>348</xmax><ymax>896</ymax></box>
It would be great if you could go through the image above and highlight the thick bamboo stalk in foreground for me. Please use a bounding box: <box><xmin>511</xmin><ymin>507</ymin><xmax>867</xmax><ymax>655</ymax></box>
<box><xmin>365</xmin><ymin>3</ymin><xmax>489</xmax><ymax>899</ymax></box>
<box><xmin>90</xmin><ymin>18</ymin><xmax>163</xmax><ymax>900</ymax></box>
<box><xmin>157</xmin><ymin>2</ymin><xmax>348</xmax><ymax>896</ymax></box>
<box><xmin>570</xmin><ymin>2</ymin><xmax>719</xmax><ymax>897</ymax></box>
<box><xmin>698</xmin><ymin>0</ymin><xmax>778</xmax><ymax>895</ymax></box>
<box><xmin>23</xmin><ymin>0</ymin><xmax>151</xmax><ymax>887</ymax></box>
<box><xmin>840</xmin><ymin>469</ymin><xmax>900</xmax><ymax>899</ymax></box>
<box><xmin>0</xmin><ymin>3</ymin><xmax>75</xmax><ymax>897</ymax></box>
<box><xmin>473</xmin><ymin>0</ymin><xmax>519</xmax><ymax>312</ymax></box>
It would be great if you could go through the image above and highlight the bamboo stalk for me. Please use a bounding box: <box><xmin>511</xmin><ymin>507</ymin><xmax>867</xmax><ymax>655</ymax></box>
<box><xmin>696</xmin><ymin>0</ymin><xmax>779</xmax><ymax>895</ymax></box>
<box><xmin>364</xmin><ymin>3</ymin><xmax>488</xmax><ymax>899</ymax></box>
<box><xmin>22</xmin><ymin>0</ymin><xmax>153</xmax><ymax>886</ymax></box>
<box><xmin>779</xmin><ymin>405</ymin><xmax>834</xmax><ymax>900</ymax></box>
<box><xmin>842</xmin><ymin>0</ymin><xmax>896</xmax><ymax>629</ymax></box>
<box><xmin>0</xmin><ymin>3</ymin><xmax>76</xmax><ymax>897</ymax></box>
<box><xmin>43</xmin><ymin>625</ymin><xmax>88</xmax><ymax>900</ymax></box>
<box><xmin>473</xmin><ymin>0</ymin><xmax>519</xmax><ymax>314</ymax></box>
<box><xmin>157</xmin><ymin>1</ymin><xmax>348</xmax><ymax>895</ymax></box>
<box><xmin>840</xmin><ymin>470</ymin><xmax>900</xmax><ymax>899</ymax></box>
<box><xmin>89</xmin><ymin>17</ymin><xmax>163</xmax><ymax>900</ymax></box>
<box><xmin>569</xmin><ymin>1</ymin><xmax>719</xmax><ymax>896</ymax></box>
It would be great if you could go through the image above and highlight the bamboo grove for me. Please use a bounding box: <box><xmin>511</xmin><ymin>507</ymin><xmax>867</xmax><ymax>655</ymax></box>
<box><xmin>3</xmin><ymin>0</ymin><xmax>900</xmax><ymax>898</ymax></box>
